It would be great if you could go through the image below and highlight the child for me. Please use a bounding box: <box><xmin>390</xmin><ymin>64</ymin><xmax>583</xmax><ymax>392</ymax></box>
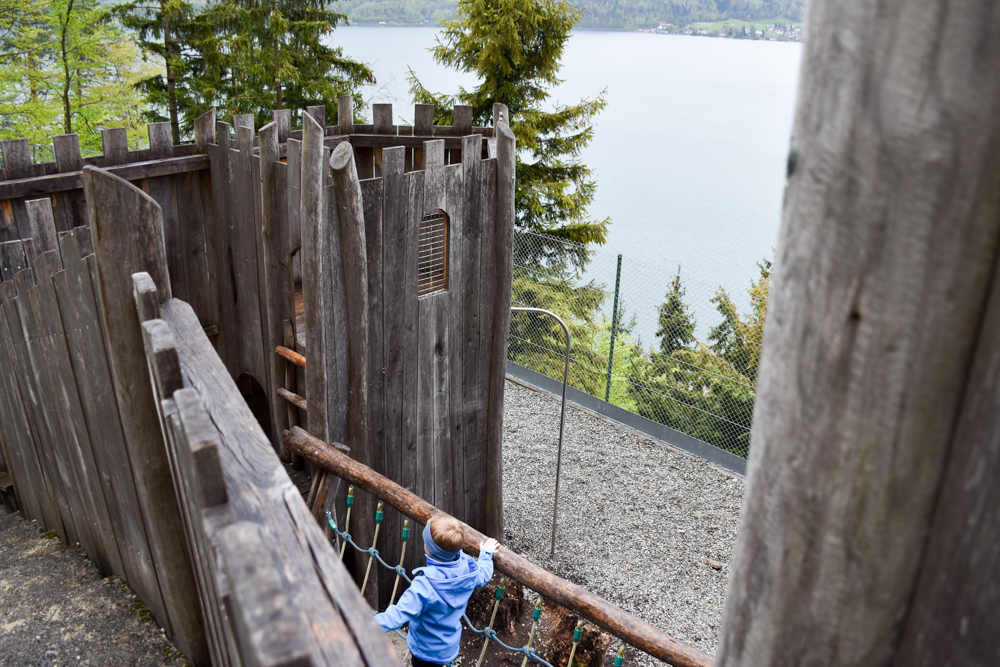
<box><xmin>375</xmin><ymin>514</ymin><xmax>501</xmax><ymax>667</ymax></box>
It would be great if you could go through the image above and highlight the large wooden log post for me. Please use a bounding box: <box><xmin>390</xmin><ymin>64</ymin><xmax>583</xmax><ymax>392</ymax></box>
<box><xmin>716</xmin><ymin>1</ymin><xmax>1000</xmax><ymax>665</ymax></box>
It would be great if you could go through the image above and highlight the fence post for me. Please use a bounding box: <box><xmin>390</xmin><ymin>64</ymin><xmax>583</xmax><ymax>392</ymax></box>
<box><xmin>604</xmin><ymin>254</ymin><xmax>623</xmax><ymax>402</ymax></box>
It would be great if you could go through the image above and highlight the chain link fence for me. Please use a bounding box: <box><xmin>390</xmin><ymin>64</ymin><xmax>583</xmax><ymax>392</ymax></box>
<box><xmin>509</xmin><ymin>230</ymin><xmax>769</xmax><ymax>460</ymax></box>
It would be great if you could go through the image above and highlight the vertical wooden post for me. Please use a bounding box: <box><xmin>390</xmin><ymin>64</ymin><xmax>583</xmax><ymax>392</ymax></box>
<box><xmin>272</xmin><ymin>108</ymin><xmax>292</xmax><ymax>143</ymax></box>
<box><xmin>100</xmin><ymin>128</ymin><xmax>129</xmax><ymax>166</ymax></box>
<box><xmin>194</xmin><ymin>109</ymin><xmax>216</xmax><ymax>152</ymax></box>
<box><xmin>24</xmin><ymin>199</ymin><xmax>58</xmax><ymax>263</ymax></box>
<box><xmin>0</xmin><ymin>139</ymin><xmax>31</xmax><ymax>179</ymax></box>
<box><xmin>484</xmin><ymin>104</ymin><xmax>515</xmax><ymax>541</ymax></box>
<box><xmin>715</xmin><ymin>0</ymin><xmax>1000</xmax><ymax>664</ymax></box>
<box><xmin>148</xmin><ymin>122</ymin><xmax>173</xmax><ymax>159</ymax></box>
<box><xmin>338</xmin><ymin>95</ymin><xmax>354</xmax><ymax>135</ymax></box>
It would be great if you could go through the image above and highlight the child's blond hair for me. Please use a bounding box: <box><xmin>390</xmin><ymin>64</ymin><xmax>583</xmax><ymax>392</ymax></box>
<box><xmin>429</xmin><ymin>514</ymin><xmax>464</xmax><ymax>552</ymax></box>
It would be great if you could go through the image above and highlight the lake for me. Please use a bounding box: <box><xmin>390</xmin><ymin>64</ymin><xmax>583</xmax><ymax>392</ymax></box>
<box><xmin>328</xmin><ymin>27</ymin><xmax>802</xmax><ymax>346</ymax></box>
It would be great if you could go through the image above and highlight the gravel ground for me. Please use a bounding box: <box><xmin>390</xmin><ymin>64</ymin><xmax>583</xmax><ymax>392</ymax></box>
<box><xmin>501</xmin><ymin>378</ymin><xmax>745</xmax><ymax>662</ymax></box>
<box><xmin>0</xmin><ymin>509</ymin><xmax>186</xmax><ymax>666</ymax></box>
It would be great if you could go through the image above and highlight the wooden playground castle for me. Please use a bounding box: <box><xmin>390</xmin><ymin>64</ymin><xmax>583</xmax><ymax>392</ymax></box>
<box><xmin>0</xmin><ymin>99</ymin><xmax>710</xmax><ymax>666</ymax></box>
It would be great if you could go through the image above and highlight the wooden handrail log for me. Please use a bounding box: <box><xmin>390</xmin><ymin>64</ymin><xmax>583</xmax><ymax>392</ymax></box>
<box><xmin>283</xmin><ymin>427</ymin><xmax>713</xmax><ymax>667</ymax></box>
<box><xmin>274</xmin><ymin>345</ymin><xmax>306</xmax><ymax>368</ymax></box>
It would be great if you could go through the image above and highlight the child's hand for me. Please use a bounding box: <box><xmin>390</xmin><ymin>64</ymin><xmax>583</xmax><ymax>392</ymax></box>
<box><xmin>480</xmin><ymin>538</ymin><xmax>500</xmax><ymax>553</ymax></box>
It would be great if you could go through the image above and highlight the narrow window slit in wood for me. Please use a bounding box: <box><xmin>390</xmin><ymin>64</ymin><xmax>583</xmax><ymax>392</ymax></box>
<box><xmin>418</xmin><ymin>209</ymin><xmax>448</xmax><ymax>296</ymax></box>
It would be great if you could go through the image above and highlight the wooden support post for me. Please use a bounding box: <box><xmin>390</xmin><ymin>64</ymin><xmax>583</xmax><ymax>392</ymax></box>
<box><xmin>53</xmin><ymin>135</ymin><xmax>83</xmax><ymax>173</ymax></box>
<box><xmin>414</xmin><ymin>104</ymin><xmax>434</xmax><ymax>136</ymax></box>
<box><xmin>373</xmin><ymin>104</ymin><xmax>393</xmax><ymax>135</ymax></box>
<box><xmin>0</xmin><ymin>139</ymin><xmax>31</xmax><ymax>180</ymax></box>
<box><xmin>715</xmin><ymin>1</ymin><xmax>1000</xmax><ymax>665</ymax></box>
<box><xmin>453</xmin><ymin>105</ymin><xmax>473</xmax><ymax>136</ymax></box>
<box><xmin>273</xmin><ymin>109</ymin><xmax>292</xmax><ymax>143</ymax></box>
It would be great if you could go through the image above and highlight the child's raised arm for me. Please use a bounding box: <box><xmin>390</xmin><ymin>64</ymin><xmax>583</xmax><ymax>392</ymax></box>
<box><xmin>473</xmin><ymin>538</ymin><xmax>500</xmax><ymax>586</ymax></box>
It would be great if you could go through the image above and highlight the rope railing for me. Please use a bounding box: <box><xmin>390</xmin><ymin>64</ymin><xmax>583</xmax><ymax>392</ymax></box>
<box><xmin>284</xmin><ymin>426</ymin><xmax>713</xmax><ymax>667</ymax></box>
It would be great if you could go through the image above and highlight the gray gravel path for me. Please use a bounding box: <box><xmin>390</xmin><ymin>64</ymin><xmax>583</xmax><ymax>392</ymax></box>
<box><xmin>501</xmin><ymin>378</ymin><xmax>744</xmax><ymax>662</ymax></box>
<box><xmin>0</xmin><ymin>509</ymin><xmax>186</xmax><ymax>666</ymax></box>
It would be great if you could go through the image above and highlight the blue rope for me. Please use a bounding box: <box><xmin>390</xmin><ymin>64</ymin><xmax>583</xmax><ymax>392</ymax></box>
<box><xmin>327</xmin><ymin>515</ymin><xmax>556</xmax><ymax>667</ymax></box>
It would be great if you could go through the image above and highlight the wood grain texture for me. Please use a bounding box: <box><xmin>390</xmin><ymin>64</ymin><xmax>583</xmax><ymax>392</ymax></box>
<box><xmin>83</xmin><ymin>166</ymin><xmax>207</xmax><ymax>663</ymax></box>
<box><xmin>162</xmin><ymin>298</ymin><xmax>397</xmax><ymax>667</ymax></box>
<box><xmin>285</xmin><ymin>427</ymin><xmax>712</xmax><ymax>667</ymax></box>
<box><xmin>484</xmin><ymin>111</ymin><xmax>514</xmax><ymax>540</ymax></box>
<box><xmin>715</xmin><ymin>2</ymin><xmax>1000</xmax><ymax>665</ymax></box>
<box><xmin>337</xmin><ymin>96</ymin><xmax>354</xmax><ymax>136</ymax></box>
<box><xmin>194</xmin><ymin>110</ymin><xmax>216</xmax><ymax>151</ymax></box>
<box><xmin>259</xmin><ymin>121</ymin><xmax>292</xmax><ymax>457</ymax></box>
<box><xmin>0</xmin><ymin>280</ymin><xmax>65</xmax><ymax>537</ymax></box>
<box><xmin>23</xmin><ymin>199</ymin><xmax>58</xmax><ymax>261</ymax></box>
<box><xmin>101</xmin><ymin>129</ymin><xmax>129</xmax><ymax>167</ymax></box>
<box><xmin>53</xmin><ymin>230</ymin><xmax>167</xmax><ymax>623</ymax></box>
<box><xmin>0</xmin><ymin>241</ymin><xmax>26</xmax><ymax>282</ymax></box>
<box><xmin>148</xmin><ymin>123</ymin><xmax>173</xmax><ymax>160</ymax></box>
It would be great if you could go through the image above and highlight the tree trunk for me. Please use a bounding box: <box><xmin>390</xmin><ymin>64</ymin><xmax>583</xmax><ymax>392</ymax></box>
<box><xmin>60</xmin><ymin>0</ymin><xmax>75</xmax><ymax>135</ymax></box>
<box><xmin>162</xmin><ymin>3</ymin><xmax>179</xmax><ymax>145</ymax></box>
<box><xmin>716</xmin><ymin>0</ymin><xmax>1000</xmax><ymax>665</ymax></box>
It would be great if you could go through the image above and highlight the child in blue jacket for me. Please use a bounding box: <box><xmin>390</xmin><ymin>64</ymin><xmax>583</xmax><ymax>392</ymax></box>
<box><xmin>375</xmin><ymin>514</ymin><xmax>500</xmax><ymax>667</ymax></box>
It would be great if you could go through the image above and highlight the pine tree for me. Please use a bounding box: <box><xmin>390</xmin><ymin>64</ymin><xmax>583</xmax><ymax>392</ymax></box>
<box><xmin>655</xmin><ymin>266</ymin><xmax>696</xmax><ymax>356</ymax></box>
<box><xmin>193</xmin><ymin>0</ymin><xmax>375</xmax><ymax>129</ymax></box>
<box><xmin>708</xmin><ymin>258</ymin><xmax>771</xmax><ymax>382</ymax></box>
<box><xmin>409</xmin><ymin>0</ymin><xmax>609</xmax><ymax>256</ymax></box>
<box><xmin>112</xmin><ymin>0</ymin><xmax>199</xmax><ymax>144</ymax></box>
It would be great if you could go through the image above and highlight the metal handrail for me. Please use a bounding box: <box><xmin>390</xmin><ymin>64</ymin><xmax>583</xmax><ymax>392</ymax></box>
<box><xmin>510</xmin><ymin>307</ymin><xmax>570</xmax><ymax>555</ymax></box>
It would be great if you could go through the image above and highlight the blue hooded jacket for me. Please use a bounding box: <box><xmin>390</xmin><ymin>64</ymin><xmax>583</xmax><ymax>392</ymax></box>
<box><xmin>374</xmin><ymin>549</ymin><xmax>495</xmax><ymax>664</ymax></box>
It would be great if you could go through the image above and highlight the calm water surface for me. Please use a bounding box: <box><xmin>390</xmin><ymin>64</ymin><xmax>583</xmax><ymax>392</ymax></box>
<box><xmin>329</xmin><ymin>27</ymin><xmax>802</xmax><ymax>344</ymax></box>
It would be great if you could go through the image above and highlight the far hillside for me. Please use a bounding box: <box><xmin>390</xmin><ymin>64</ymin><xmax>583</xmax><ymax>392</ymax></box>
<box><xmin>332</xmin><ymin>0</ymin><xmax>805</xmax><ymax>30</ymax></box>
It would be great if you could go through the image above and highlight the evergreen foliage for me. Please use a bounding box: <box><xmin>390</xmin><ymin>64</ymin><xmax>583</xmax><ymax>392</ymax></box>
<box><xmin>409</xmin><ymin>0</ymin><xmax>609</xmax><ymax>255</ymax></box>
<box><xmin>0</xmin><ymin>0</ymin><xmax>156</xmax><ymax>149</ymax></box>
<box><xmin>655</xmin><ymin>266</ymin><xmax>696</xmax><ymax>355</ymax></box>
<box><xmin>192</xmin><ymin>0</ymin><xmax>375</xmax><ymax>130</ymax></box>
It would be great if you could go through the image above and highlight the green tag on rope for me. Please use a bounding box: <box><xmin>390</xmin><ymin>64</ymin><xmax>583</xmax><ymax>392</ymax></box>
<box><xmin>532</xmin><ymin>598</ymin><xmax>542</xmax><ymax>621</ymax></box>
<box><xmin>376</xmin><ymin>502</ymin><xmax>384</xmax><ymax>523</ymax></box>
<box><xmin>325</xmin><ymin>511</ymin><xmax>337</xmax><ymax>532</ymax></box>
<box><xmin>347</xmin><ymin>486</ymin><xmax>355</xmax><ymax>507</ymax></box>
<box><xmin>402</xmin><ymin>519</ymin><xmax>410</xmax><ymax>541</ymax></box>
<box><xmin>614</xmin><ymin>646</ymin><xmax>625</xmax><ymax>667</ymax></box>
<box><xmin>573</xmin><ymin>620</ymin><xmax>584</xmax><ymax>643</ymax></box>
<box><xmin>495</xmin><ymin>577</ymin><xmax>506</xmax><ymax>600</ymax></box>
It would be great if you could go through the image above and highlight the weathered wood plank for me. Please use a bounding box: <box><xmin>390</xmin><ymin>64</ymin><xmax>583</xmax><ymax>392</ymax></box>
<box><xmin>0</xmin><ymin>299</ymin><xmax>48</xmax><ymax>525</ymax></box>
<box><xmin>148</xmin><ymin>123</ymin><xmax>173</xmax><ymax>160</ymax></box>
<box><xmin>715</xmin><ymin>2</ymin><xmax>1000</xmax><ymax>663</ymax></box>
<box><xmin>400</xmin><ymin>171</ymin><xmax>423</xmax><ymax>571</ymax></box>
<box><xmin>23</xmin><ymin>199</ymin><xmax>58</xmax><ymax>262</ymax></box>
<box><xmin>83</xmin><ymin>166</ymin><xmax>207</xmax><ymax>663</ymax></box>
<box><xmin>260</xmin><ymin>121</ymin><xmax>292</xmax><ymax>457</ymax></box>
<box><xmin>194</xmin><ymin>109</ymin><xmax>216</xmax><ymax>152</ymax></box>
<box><xmin>377</xmin><ymin>146</ymin><xmax>406</xmax><ymax>601</ymax></box>
<box><xmin>32</xmin><ymin>249</ymin><xmax>124</xmax><ymax>576</ymax></box>
<box><xmin>0</xmin><ymin>154</ymin><xmax>210</xmax><ymax>201</ymax></box>
<box><xmin>458</xmin><ymin>134</ymin><xmax>484</xmax><ymax>530</ymax></box>
<box><xmin>472</xmin><ymin>157</ymin><xmax>496</xmax><ymax>532</ymax></box>
<box><xmin>373</xmin><ymin>104</ymin><xmax>393</xmax><ymax>135</ymax></box>
<box><xmin>101</xmin><ymin>129</ymin><xmax>129</xmax><ymax>167</ymax></box>
<box><xmin>484</xmin><ymin>108</ymin><xmax>514</xmax><ymax>540</ymax></box>
<box><xmin>51</xmin><ymin>134</ymin><xmax>86</xmax><ymax>232</ymax></box>
<box><xmin>13</xmin><ymin>268</ymin><xmax>82</xmax><ymax>545</ymax></box>
<box><xmin>0</xmin><ymin>241</ymin><xmax>26</xmax><ymax>282</ymax></box>
<box><xmin>273</xmin><ymin>109</ymin><xmax>292</xmax><ymax>143</ymax></box>
<box><xmin>453</xmin><ymin>106</ymin><xmax>473</xmax><ymax>137</ymax></box>
<box><xmin>52</xmin><ymin>229</ymin><xmax>168</xmax><ymax>625</ymax></box>
<box><xmin>0</xmin><ymin>281</ymin><xmax>65</xmax><ymax>536</ymax></box>
<box><xmin>1</xmin><ymin>139</ymin><xmax>32</xmax><ymax>180</ymax></box>
<box><xmin>414</xmin><ymin>105</ymin><xmax>433</xmax><ymax>137</ymax></box>
<box><xmin>337</xmin><ymin>95</ymin><xmax>354</xmax><ymax>136</ymax></box>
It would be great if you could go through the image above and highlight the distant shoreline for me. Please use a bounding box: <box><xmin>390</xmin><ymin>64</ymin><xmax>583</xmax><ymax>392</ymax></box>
<box><xmin>342</xmin><ymin>21</ymin><xmax>801</xmax><ymax>42</ymax></box>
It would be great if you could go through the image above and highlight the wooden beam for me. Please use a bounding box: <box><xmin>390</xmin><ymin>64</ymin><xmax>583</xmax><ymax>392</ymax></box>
<box><xmin>283</xmin><ymin>426</ymin><xmax>711</xmax><ymax>667</ymax></box>
<box><xmin>275</xmin><ymin>345</ymin><xmax>306</xmax><ymax>369</ymax></box>
<box><xmin>0</xmin><ymin>154</ymin><xmax>210</xmax><ymax>200</ymax></box>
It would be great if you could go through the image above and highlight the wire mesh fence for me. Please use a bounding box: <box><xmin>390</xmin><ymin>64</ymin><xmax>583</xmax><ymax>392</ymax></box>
<box><xmin>509</xmin><ymin>230</ymin><xmax>769</xmax><ymax>459</ymax></box>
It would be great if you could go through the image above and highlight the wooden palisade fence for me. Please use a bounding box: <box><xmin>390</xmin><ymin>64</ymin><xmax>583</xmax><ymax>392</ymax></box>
<box><xmin>0</xmin><ymin>101</ymin><xmax>522</xmax><ymax>664</ymax></box>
